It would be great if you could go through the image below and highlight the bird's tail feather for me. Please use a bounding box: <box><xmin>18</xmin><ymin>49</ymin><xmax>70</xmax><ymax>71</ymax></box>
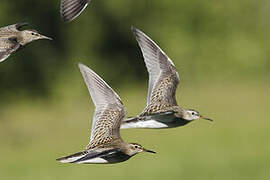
<box><xmin>56</xmin><ymin>151</ymin><xmax>86</xmax><ymax>163</ymax></box>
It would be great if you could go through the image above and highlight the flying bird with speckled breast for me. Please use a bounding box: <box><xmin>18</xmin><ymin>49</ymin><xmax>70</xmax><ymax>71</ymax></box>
<box><xmin>0</xmin><ymin>23</ymin><xmax>52</xmax><ymax>63</ymax></box>
<box><xmin>121</xmin><ymin>27</ymin><xmax>212</xmax><ymax>129</ymax></box>
<box><xmin>57</xmin><ymin>63</ymin><xmax>155</xmax><ymax>164</ymax></box>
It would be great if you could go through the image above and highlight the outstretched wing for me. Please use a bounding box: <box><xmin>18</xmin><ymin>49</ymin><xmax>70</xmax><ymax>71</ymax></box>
<box><xmin>0</xmin><ymin>37</ymin><xmax>21</xmax><ymax>62</ymax></box>
<box><xmin>0</xmin><ymin>51</ymin><xmax>11</xmax><ymax>62</ymax></box>
<box><xmin>78</xmin><ymin>63</ymin><xmax>126</xmax><ymax>148</ymax></box>
<box><xmin>60</xmin><ymin>0</ymin><xmax>90</xmax><ymax>22</ymax></box>
<box><xmin>0</xmin><ymin>23</ymin><xmax>28</xmax><ymax>35</ymax></box>
<box><xmin>132</xmin><ymin>27</ymin><xmax>180</xmax><ymax>107</ymax></box>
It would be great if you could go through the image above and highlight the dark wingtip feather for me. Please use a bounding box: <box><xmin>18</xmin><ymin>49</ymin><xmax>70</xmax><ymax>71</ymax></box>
<box><xmin>56</xmin><ymin>151</ymin><xmax>86</xmax><ymax>163</ymax></box>
<box><xmin>15</xmin><ymin>22</ymin><xmax>29</xmax><ymax>30</ymax></box>
<box><xmin>60</xmin><ymin>0</ymin><xmax>89</xmax><ymax>22</ymax></box>
<box><xmin>131</xmin><ymin>26</ymin><xmax>143</xmax><ymax>44</ymax></box>
<box><xmin>131</xmin><ymin>26</ymin><xmax>146</xmax><ymax>42</ymax></box>
<box><xmin>131</xmin><ymin>26</ymin><xmax>140</xmax><ymax>35</ymax></box>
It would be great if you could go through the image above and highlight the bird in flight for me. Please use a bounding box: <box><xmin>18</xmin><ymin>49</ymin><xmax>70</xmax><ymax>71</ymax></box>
<box><xmin>57</xmin><ymin>63</ymin><xmax>155</xmax><ymax>164</ymax></box>
<box><xmin>121</xmin><ymin>27</ymin><xmax>212</xmax><ymax>129</ymax></box>
<box><xmin>0</xmin><ymin>23</ymin><xmax>52</xmax><ymax>63</ymax></box>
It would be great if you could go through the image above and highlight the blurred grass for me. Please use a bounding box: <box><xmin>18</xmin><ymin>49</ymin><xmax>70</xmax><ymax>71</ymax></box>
<box><xmin>0</xmin><ymin>0</ymin><xmax>270</xmax><ymax>179</ymax></box>
<box><xmin>1</xmin><ymin>79</ymin><xmax>269</xmax><ymax>180</ymax></box>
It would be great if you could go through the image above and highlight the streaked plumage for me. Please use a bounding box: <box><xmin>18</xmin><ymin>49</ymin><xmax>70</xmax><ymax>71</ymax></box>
<box><xmin>57</xmin><ymin>63</ymin><xmax>155</xmax><ymax>164</ymax></box>
<box><xmin>0</xmin><ymin>23</ymin><xmax>52</xmax><ymax>63</ymax></box>
<box><xmin>60</xmin><ymin>0</ymin><xmax>90</xmax><ymax>22</ymax></box>
<box><xmin>121</xmin><ymin>27</ymin><xmax>212</xmax><ymax>129</ymax></box>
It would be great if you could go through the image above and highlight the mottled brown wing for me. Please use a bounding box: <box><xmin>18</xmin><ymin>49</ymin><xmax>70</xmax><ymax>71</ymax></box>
<box><xmin>78</xmin><ymin>63</ymin><xmax>126</xmax><ymax>148</ymax></box>
<box><xmin>0</xmin><ymin>23</ymin><xmax>28</xmax><ymax>35</ymax></box>
<box><xmin>132</xmin><ymin>27</ymin><xmax>180</xmax><ymax>107</ymax></box>
<box><xmin>0</xmin><ymin>38</ymin><xmax>20</xmax><ymax>62</ymax></box>
<box><xmin>60</xmin><ymin>0</ymin><xmax>90</xmax><ymax>22</ymax></box>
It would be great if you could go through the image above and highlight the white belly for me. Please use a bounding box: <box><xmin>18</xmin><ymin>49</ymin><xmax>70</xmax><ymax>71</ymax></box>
<box><xmin>75</xmin><ymin>157</ymin><xmax>108</xmax><ymax>164</ymax></box>
<box><xmin>121</xmin><ymin>119</ymin><xmax>168</xmax><ymax>129</ymax></box>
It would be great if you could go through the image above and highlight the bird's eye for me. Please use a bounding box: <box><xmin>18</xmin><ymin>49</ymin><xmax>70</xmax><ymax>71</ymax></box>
<box><xmin>31</xmin><ymin>33</ymin><xmax>35</xmax><ymax>35</ymax></box>
<box><xmin>134</xmin><ymin>145</ymin><xmax>138</xmax><ymax>148</ymax></box>
<box><xmin>192</xmin><ymin>112</ymin><xmax>195</xmax><ymax>115</ymax></box>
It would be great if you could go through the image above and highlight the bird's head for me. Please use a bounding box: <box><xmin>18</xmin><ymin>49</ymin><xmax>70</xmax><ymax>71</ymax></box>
<box><xmin>126</xmin><ymin>143</ymin><xmax>156</xmax><ymax>156</ymax></box>
<box><xmin>183</xmin><ymin>109</ymin><xmax>213</xmax><ymax>122</ymax></box>
<box><xmin>20</xmin><ymin>29</ymin><xmax>52</xmax><ymax>45</ymax></box>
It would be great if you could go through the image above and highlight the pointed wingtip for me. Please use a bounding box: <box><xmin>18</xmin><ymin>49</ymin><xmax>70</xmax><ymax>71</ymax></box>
<box><xmin>131</xmin><ymin>26</ymin><xmax>139</xmax><ymax>34</ymax></box>
<box><xmin>78</xmin><ymin>62</ymin><xmax>88</xmax><ymax>71</ymax></box>
<box><xmin>56</xmin><ymin>156</ymin><xmax>69</xmax><ymax>163</ymax></box>
<box><xmin>78</xmin><ymin>62</ymin><xmax>84</xmax><ymax>67</ymax></box>
<box><xmin>56</xmin><ymin>157</ymin><xmax>63</xmax><ymax>161</ymax></box>
<box><xmin>15</xmin><ymin>22</ymin><xmax>29</xmax><ymax>30</ymax></box>
<box><xmin>56</xmin><ymin>151</ymin><xmax>86</xmax><ymax>163</ymax></box>
<box><xmin>131</xmin><ymin>26</ymin><xmax>146</xmax><ymax>42</ymax></box>
<box><xmin>78</xmin><ymin>63</ymin><xmax>96</xmax><ymax>78</ymax></box>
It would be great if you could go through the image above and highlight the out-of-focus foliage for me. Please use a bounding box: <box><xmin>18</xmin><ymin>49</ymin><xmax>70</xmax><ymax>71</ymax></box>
<box><xmin>0</xmin><ymin>1</ymin><xmax>270</xmax><ymax>180</ymax></box>
<box><xmin>0</xmin><ymin>0</ymin><xmax>270</xmax><ymax>100</ymax></box>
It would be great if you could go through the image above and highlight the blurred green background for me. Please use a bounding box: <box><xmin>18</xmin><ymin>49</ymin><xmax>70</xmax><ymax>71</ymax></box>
<box><xmin>0</xmin><ymin>0</ymin><xmax>270</xmax><ymax>179</ymax></box>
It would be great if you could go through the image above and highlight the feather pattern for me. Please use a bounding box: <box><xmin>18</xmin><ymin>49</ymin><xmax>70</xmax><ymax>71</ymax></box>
<box><xmin>78</xmin><ymin>63</ymin><xmax>126</xmax><ymax>149</ymax></box>
<box><xmin>60</xmin><ymin>0</ymin><xmax>90</xmax><ymax>22</ymax></box>
<box><xmin>120</xmin><ymin>27</ymin><xmax>211</xmax><ymax>129</ymax></box>
<box><xmin>0</xmin><ymin>23</ymin><xmax>28</xmax><ymax>35</ymax></box>
<box><xmin>131</xmin><ymin>27</ymin><xmax>180</xmax><ymax>115</ymax></box>
<box><xmin>0</xmin><ymin>23</ymin><xmax>51</xmax><ymax>63</ymax></box>
<box><xmin>0</xmin><ymin>37</ymin><xmax>20</xmax><ymax>62</ymax></box>
<box><xmin>57</xmin><ymin>64</ymin><xmax>156</xmax><ymax>163</ymax></box>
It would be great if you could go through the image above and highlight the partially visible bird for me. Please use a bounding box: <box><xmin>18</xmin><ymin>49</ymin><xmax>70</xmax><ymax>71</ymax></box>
<box><xmin>0</xmin><ymin>23</ymin><xmax>52</xmax><ymax>63</ymax></box>
<box><xmin>121</xmin><ymin>27</ymin><xmax>212</xmax><ymax>129</ymax></box>
<box><xmin>60</xmin><ymin>0</ymin><xmax>91</xmax><ymax>22</ymax></box>
<box><xmin>57</xmin><ymin>63</ymin><xmax>155</xmax><ymax>164</ymax></box>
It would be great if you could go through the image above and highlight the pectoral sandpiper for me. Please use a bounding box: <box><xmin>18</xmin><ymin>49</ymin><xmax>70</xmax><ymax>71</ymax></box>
<box><xmin>121</xmin><ymin>27</ymin><xmax>212</xmax><ymax>129</ymax></box>
<box><xmin>57</xmin><ymin>63</ymin><xmax>155</xmax><ymax>164</ymax></box>
<box><xmin>0</xmin><ymin>23</ymin><xmax>52</xmax><ymax>63</ymax></box>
